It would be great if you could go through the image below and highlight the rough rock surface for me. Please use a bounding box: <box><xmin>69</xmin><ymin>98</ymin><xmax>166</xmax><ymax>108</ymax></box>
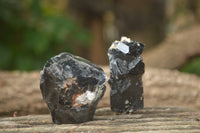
<box><xmin>0</xmin><ymin>66</ymin><xmax>200</xmax><ymax>116</ymax></box>
<box><xmin>108</xmin><ymin>37</ymin><xmax>145</xmax><ymax>112</ymax></box>
<box><xmin>40</xmin><ymin>52</ymin><xmax>106</xmax><ymax>124</ymax></box>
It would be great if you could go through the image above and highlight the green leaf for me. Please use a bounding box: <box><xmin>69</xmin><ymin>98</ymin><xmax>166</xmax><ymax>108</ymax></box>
<box><xmin>30</xmin><ymin>0</ymin><xmax>42</xmax><ymax>17</ymax></box>
<box><xmin>0</xmin><ymin>45</ymin><xmax>12</xmax><ymax>69</ymax></box>
<box><xmin>76</xmin><ymin>30</ymin><xmax>91</xmax><ymax>45</ymax></box>
<box><xmin>23</xmin><ymin>28</ymin><xmax>50</xmax><ymax>55</ymax></box>
<box><xmin>180</xmin><ymin>57</ymin><xmax>200</xmax><ymax>76</ymax></box>
<box><xmin>14</xmin><ymin>54</ymin><xmax>34</xmax><ymax>71</ymax></box>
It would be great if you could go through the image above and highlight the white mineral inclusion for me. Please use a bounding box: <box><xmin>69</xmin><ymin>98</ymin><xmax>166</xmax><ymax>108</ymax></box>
<box><xmin>116</xmin><ymin>42</ymin><xmax>129</xmax><ymax>54</ymax></box>
<box><xmin>116</xmin><ymin>36</ymin><xmax>132</xmax><ymax>54</ymax></box>
<box><xmin>110</xmin><ymin>36</ymin><xmax>132</xmax><ymax>54</ymax></box>
<box><xmin>121</xmin><ymin>36</ymin><xmax>131</xmax><ymax>43</ymax></box>
<box><xmin>74</xmin><ymin>91</ymin><xmax>96</xmax><ymax>106</ymax></box>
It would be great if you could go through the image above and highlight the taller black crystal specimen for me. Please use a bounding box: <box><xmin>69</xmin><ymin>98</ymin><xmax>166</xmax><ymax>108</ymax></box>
<box><xmin>40</xmin><ymin>52</ymin><xmax>106</xmax><ymax>124</ymax></box>
<box><xmin>108</xmin><ymin>36</ymin><xmax>145</xmax><ymax>113</ymax></box>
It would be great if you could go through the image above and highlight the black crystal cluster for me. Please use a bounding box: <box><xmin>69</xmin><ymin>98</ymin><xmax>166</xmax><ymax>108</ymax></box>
<box><xmin>40</xmin><ymin>36</ymin><xmax>145</xmax><ymax>124</ymax></box>
<box><xmin>40</xmin><ymin>52</ymin><xmax>106</xmax><ymax>124</ymax></box>
<box><xmin>108</xmin><ymin>36</ymin><xmax>145</xmax><ymax>113</ymax></box>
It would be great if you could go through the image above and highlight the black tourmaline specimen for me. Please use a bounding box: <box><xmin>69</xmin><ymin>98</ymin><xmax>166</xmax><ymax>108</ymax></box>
<box><xmin>40</xmin><ymin>52</ymin><xmax>106</xmax><ymax>124</ymax></box>
<box><xmin>108</xmin><ymin>36</ymin><xmax>145</xmax><ymax>113</ymax></box>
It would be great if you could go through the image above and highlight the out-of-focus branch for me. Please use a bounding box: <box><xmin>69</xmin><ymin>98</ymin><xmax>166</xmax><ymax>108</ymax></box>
<box><xmin>143</xmin><ymin>25</ymin><xmax>200</xmax><ymax>69</ymax></box>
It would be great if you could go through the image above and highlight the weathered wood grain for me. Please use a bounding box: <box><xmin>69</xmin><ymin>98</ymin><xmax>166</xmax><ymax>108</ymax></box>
<box><xmin>1</xmin><ymin>107</ymin><xmax>200</xmax><ymax>132</ymax></box>
<box><xmin>1</xmin><ymin>67</ymin><xmax>200</xmax><ymax>117</ymax></box>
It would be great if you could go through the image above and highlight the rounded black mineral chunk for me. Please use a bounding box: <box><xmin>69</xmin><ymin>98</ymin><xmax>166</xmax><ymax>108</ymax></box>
<box><xmin>108</xmin><ymin>36</ymin><xmax>145</xmax><ymax>113</ymax></box>
<box><xmin>40</xmin><ymin>52</ymin><xmax>106</xmax><ymax>124</ymax></box>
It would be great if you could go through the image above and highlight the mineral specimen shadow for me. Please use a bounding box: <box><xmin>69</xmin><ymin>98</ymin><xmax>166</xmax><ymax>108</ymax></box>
<box><xmin>40</xmin><ymin>52</ymin><xmax>107</xmax><ymax>124</ymax></box>
<box><xmin>108</xmin><ymin>36</ymin><xmax>145</xmax><ymax>113</ymax></box>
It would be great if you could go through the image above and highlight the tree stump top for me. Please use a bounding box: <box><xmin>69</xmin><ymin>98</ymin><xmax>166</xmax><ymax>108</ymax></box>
<box><xmin>1</xmin><ymin>107</ymin><xmax>200</xmax><ymax>132</ymax></box>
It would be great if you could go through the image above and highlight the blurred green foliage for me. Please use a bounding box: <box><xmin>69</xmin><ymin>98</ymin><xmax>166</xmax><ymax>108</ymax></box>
<box><xmin>0</xmin><ymin>0</ymin><xmax>91</xmax><ymax>71</ymax></box>
<box><xmin>180</xmin><ymin>57</ymin><xmax>200</xmax><ymax>76</ymax></box>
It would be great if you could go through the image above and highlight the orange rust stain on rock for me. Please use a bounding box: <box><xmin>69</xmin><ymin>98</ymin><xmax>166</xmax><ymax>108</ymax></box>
<box><xmin>64</xmin><ymin>78</ymin><xmax>78</xmax><ymax>87</ymax></box>
<box><xmin>73</xmin><ymin>81</ymin><xmax>78</xmax><ymax>85</ymax></box>
<box><xmin>66</xmin><ymin>81</ymin><xmax>72</xmax><ymax>86</ymax></box>
<box><xmin>64</xmin><ymin>86</ymin><xmax>68</xmax><ymax>93</ymax></box>
<box><xmin>72</xmin><ymin>93</ymin><xmax>82</xmax><ymax>107</ymax></box>
<box><xmin>74</xmin><ymin>104</ymin><xmax>82</xmax><ymax>107</ymax></box>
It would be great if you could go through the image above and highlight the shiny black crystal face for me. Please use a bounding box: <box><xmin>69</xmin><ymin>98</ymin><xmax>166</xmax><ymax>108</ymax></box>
<box><xmin>108</xmin><ymin>37</ymin><xmax>145</xmax><ymax>113</ymax></box>
<box><xmin>128</xmin><ymin>42</ymin><xmax>145</xmax><ymax>56</ymax></box>
<box><xmin>40</xmin><ymin>52</ymin><xmax>106</xmax><ymax>124</ymax></box>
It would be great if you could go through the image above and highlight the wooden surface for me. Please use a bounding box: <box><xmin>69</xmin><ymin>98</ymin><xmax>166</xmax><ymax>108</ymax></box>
<box><xmin>1</xmin><ymin>67</ymin><xmax>200</xmax><ymax>117</ymax></box>
<box><xmin>1</xmin><ymin>107</ymin><xmax>200</xmax><ymax>133</ymax></box>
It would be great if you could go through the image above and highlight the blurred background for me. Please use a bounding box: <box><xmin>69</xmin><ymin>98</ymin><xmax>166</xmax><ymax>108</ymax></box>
<box><xmin>0</xmin><ymin>0</ymin><xmax>200</xmax><ymax>76</ymax></box>
<box><xmin>1</xmin><ymin>0</ymin><xmax>200</xmax><ymax>118</ymax></box>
